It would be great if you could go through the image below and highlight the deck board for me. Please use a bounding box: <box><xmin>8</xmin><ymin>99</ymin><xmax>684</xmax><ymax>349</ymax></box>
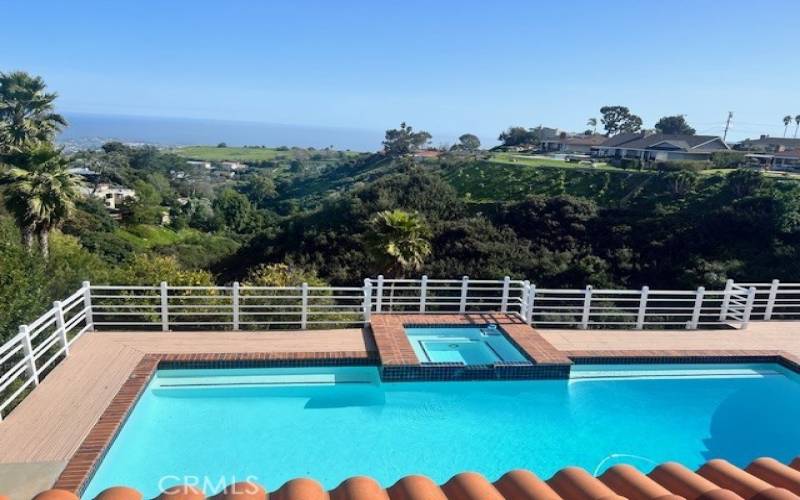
<box><xmin>538</xmin><ymin>320</ymin><xmax>800</xmax><ymax>358</ymax></box>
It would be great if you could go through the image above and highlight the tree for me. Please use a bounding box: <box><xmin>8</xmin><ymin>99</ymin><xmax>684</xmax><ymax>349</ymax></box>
<box><xmin>217</xmin><ymin>142</ymin><xmax>227</xmax><ymax>148</ymax></box>
<box><xmin>212</xmin><ymin>188</ymin><xmax>258</xmax><ymax>233</ymax></box>
<box><xmin>456</xmin><ymin>133</ymin><xmax>481</xmax><ymax>151</ymax></box>
<box><xmin>382</xmin><ymin>122</ymin><xmax>431</xmax><ymax>156</ymax></box>
<box><xmin>783</xmin><ymin>116</ymin><xmax>793</xmax><ymax>137</ymax></box>
<box><xmin>366</xmin><ymin>209</ymin><xmax>431</xmax><ymax>276</ymax></box>
<box><xmin>1</xmin><ymin>145</ymin><xmax>82</xmax><ymax>258</ymax></box>
<box><xmin>0</xmin><ymin>71</ymin><xmax>67</xmax><ymax>152</ymax></box>
<box><xmin>497</xmin><ymin>127</ymin><xmax>539</xmax><ymax>147</ymax></box>
<box><xmin>600</xmin><ymin>106</ymin><xmax>643</xmax><ymax>136</ymax></box>
<box><xmin>587</xmin><ymin>118</ymin><xmax>598</xmax><ymax>134</ymax></box>
<box><xmin>242</xmin><ymin>173</ymin><xmax>277</xmax><ymax>208</ymax></box>
<box><xmin>654</xmin><ymin>115</ymin><xmax>696</xmax><ymax>135</ymax></box>
<box><xmin>795</xmin><ymin>115</ymin><xmax>800</xmax><ymax>139</ymax></box>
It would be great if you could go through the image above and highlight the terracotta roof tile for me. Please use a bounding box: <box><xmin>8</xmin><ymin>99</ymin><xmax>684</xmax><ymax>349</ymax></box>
<box><xmin>493</xmin><ymin>469</ymin><xmax>561</xmax><ymax>500</ymax></box>
<box><xmin>599</xmin><ymin>464</ymin><xmax>682</xmax><ymax>500</ymax></box>
<box><xmin>440</xmin><ymin>472</ymin><xmax>504</xmax><ymax>500</ymax></box>
<box><xmin>547</xmin><ymin>467</ymin><xmax>625</xmax><ymax>500</ymax></box>
<box><xmin>94</xmin><ymin>486</ymin><xmax>142</xmax><ymax>500</ymax></box>
<box><xmin>14</xmin><ymin>457</ymin><xmax>800</xmax><ymax>500</ymax></box>
<box><xmin>387</xmin><ymin>475</ymin><xmax>447</xmax><ymax>500</ymax></box>
<box><xmin>746</xmin><ymin>459</ymin><xmax>800</xmax><ymax>496</ymax></box>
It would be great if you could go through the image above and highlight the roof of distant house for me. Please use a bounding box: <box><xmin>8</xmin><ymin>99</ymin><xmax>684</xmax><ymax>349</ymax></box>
<box><xmin>413</xmin><ymin>149</ymin><xmax>442</xmax><ymax>158</ymax></box>
<box><xmin>599</xmin><ymin>133</ymin><xmax>728</xmax><ymax>151</ymax></box>
<box><xmin>774</xmin><ymin>148</ymin><xmax>800</xmax><ymax>159</ymax></box>
<box><xmin>740</xmin><ymin>136</ymin><xmax>800</xmax><ymax>147</ymax></box>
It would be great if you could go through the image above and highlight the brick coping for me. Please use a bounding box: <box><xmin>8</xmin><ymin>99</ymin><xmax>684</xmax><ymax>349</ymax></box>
<box><xmin>51</xmin><ymin>327</ymin><xmax>800</xmax><ymax>494</ymax></box>
<box><xmin>369</xmin><ymin>313</ymin><xmax>573</xmax><ymax>367</ymax></box>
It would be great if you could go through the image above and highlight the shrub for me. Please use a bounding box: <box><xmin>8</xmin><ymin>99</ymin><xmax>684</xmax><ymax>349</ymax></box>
<box><xmin>711</xmin><ymin>151</ymin><xmax>747</xmax><ymax>169</ymax></box>
<box><xmin>617</xmin><ymin>158</ymin><xmax>641</xmax><ymax>169</ymax></box>
<box><xmin>654</xmin><ymin>160</ymin><xmax>708</xmax><ymax>172</ymax></box>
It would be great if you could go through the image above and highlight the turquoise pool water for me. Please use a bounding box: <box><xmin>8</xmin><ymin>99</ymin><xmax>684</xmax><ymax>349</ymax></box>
<box><xmin>405</xmin><ymin>326</ymin><xmax>528</xmax><ymax>364</ymax></box>
<box><xmin>82</xmin><ymin>364</ymin><xmax>800</xmax><ymax>498</ymax></box>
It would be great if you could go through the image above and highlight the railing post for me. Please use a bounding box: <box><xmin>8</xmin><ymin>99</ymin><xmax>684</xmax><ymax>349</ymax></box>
<box><xmin>53</xmin><ymin>300</ymin><xmax>69</xmax><ymax>355</ymax></box>
<box><xmin>580</xmin><ymin>285</ymin><xmax>592</xmax><ymax>329</ymax></box>
<box><xmin>742</xmin><ymin>286</ymin><xmax>756</xmax><ymax>329</ymax></box>
<box><xmin>764</xmin><ymin>279</ymin><xmax>779</xmax><ymax>320</ymax></box>
<box><xmin>419</xmin><ymin>275</ymin><xmax>428</xmax><ymax>313</ymax></box>
<box><xmin>82</xmin><ymin>281</ymin><xmax>94</xmax><ymax>331</ymax></box>
<box><xmin>376</xmin><ymin>275</ymin><xmax>384</xmax><ymax>313</ymax></box>
<box><xmin>689</xmin><ymin>286</ymin><xmax>705</xmax><ymax>330</ymax></box>
<box><xmin>232</xmin><ymin>282</ymin><xmax>240</xmax><ymax>331</ymax></box>
<box><xmin>301</xmin><ymin>282</ymin><xmax>309</xmax><ymax>329</ymax></box>
<box><xmin>526</xmin><ymin>284</ymin><xmax>536</xmax><ymax>325</ymax></box>
<box><xmin>500</xmin><ymin>276</ymin><xmax>511</xmax><ymax>313</ymax></box>
<box><xmin>636</xmin><ymin>286</ymin><xmax>649</xmax><ymax>329</ymax></box>
<box><xmin>459</xmin><ymin>276</ymin><xmax>469</xmax><ymax>313</ymax></box>
<box><xmin>19</xmin><ymin>325</ymin><xmax>39</xmax><ymax>386</ymax></box>
<box><xmin>719</xmin><ymin>279</ymin><xmax>734</xmax><ymax>321</ymax></box>
<box><xmin>160</xmin><ymin>281</ymin><xmax>169</xmax><ymax>332</ymax></box>
<box><xmin>520</xmin><ymin>280</ymin><xmax>530</xmax><ymax>320</ymax></box>
<box><xmin>363</xmin><ymin>278</ymin><xmax>372</xmax><ymax>323</ymax></box>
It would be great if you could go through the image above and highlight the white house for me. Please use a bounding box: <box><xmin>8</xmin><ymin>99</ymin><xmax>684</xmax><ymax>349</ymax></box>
<box><xmin>220</xmin><ymin>161</ymin><xmax>247</xmax><ymax>171</ymax></box>
<box><xmin>186</xmin><ymin>160</ymin><xmax>212</xmax><ymax>170</ymax></box>
<box><xmin>81</xmin><ymin>183</ymin><xmax>137</xmax><ymax>210</ymax></box>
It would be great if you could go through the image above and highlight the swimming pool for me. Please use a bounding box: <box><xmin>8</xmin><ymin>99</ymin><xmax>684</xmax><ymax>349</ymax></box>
<box><xmin>405</xmin><ymin>325</ymin><xmax>528</xmax><ymax>364</ymax></box>
<box><xmin>82</xmin><ymin>364</ymin><xmax>800</xmax><ymax>498</ymax></box>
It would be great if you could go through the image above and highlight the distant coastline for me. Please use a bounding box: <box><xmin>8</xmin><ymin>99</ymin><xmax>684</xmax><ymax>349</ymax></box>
<box><xmin>56</xmin><ymin>113</ymin><xmax>387</xmax><ymax>152</ymax></box>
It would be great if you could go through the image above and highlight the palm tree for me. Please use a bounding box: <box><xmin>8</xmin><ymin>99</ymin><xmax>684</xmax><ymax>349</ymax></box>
<box><xmin>783</xmin><ymin>115</ymin><xmax>793</xmax><ymax>137</ymax></box>
<box><xmin>587</xmin><ymin>118</ymin><xmax>597</xmax><ymax>134</ymax></box>
<box><xmin>794</xmin><ymin>115</ymin><xmax>800</xmax><ymax>139</ymax></box>
<box><xmin>1</xmin><ymin>145</ymin><xmax>82</xmax><ymax>258</ymax></box>
<box><xmin>366</xmin><ymin>209</ymin><xmax>432</xmax><ymax>277</ymax></box>
<box><xmin>0</xmin><ymin>71</ymin><xmax>67</xmax><ymax>152</ymax></box>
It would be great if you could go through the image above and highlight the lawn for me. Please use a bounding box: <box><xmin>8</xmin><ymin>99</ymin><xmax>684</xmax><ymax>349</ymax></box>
<box><xmin>488</xmin><ymin>152</ymin><xmax>619</xmax><ymax>171</ymax></box>
<box><xmin>172</xmin><ymin>146</ymin><xmax>287</xmax><ymax>162</ymax></box>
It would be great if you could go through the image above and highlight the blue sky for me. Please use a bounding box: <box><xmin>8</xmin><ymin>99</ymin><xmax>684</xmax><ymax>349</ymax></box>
<box><xmin>2</xmin><ymin>0</ymin><xmax>799</xmax><ymax>142</ymax></box>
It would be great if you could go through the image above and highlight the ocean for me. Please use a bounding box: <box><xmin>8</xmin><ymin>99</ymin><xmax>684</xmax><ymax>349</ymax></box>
<box><xmin>57</xmin><ymin>113</ymin><xmax>388</xmax><ymax>152</ymax></box>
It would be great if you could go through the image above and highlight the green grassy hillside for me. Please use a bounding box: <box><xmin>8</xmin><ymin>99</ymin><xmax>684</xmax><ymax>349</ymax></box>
<box><xmin>442</xmin><ymin>159</ymin><xmax>666</xmax><ymax>205</ymax></box>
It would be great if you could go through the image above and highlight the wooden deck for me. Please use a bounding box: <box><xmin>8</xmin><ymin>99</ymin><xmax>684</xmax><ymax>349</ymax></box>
<box><xmin>539</xmin><ymin>320</ymin><xmax>800</xmax><ymax>358</ymax></box>
<box><xmin>0</xmin><ymin>321</ymin><xmax>799</xmax><ymax>497</ymax></box>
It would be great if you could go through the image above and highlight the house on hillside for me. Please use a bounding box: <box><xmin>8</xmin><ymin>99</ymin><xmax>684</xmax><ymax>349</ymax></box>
<box><xmin>593</xmin><ymin>132</ymin><xmax>730</xmax><ymax>161</ymax></box>
<box><xmin>80</xmin><ymin>183</ymin><xmax>137</xmax><ymax>210</ymax></box>
<box><xmin>747</xmin><ymin>149</ymin><xmax>800</xmax><ymax>172</ymax></box>
<box><xmin>186</xmin><ymin>160</ymin><xmax>212</xmax><ymax>170</ymax></box>
<box><xmin>413</xmin><ymin>150</ymin><xmax>442</xmax><ymax>159</ymax></box>
<box><xmin>220</xmin><ymin>161</ymin><xmax>247</xmax><ymax>171</ymax></box>
<box><xmin>540</xmin><ymin>134</ymin><xmax>607</xmax><ymax>154</ymax></box>
<box><xmin>736</xmin><ymin>135</ymin><xmax>800</xmax><ymax>153</ymax></box>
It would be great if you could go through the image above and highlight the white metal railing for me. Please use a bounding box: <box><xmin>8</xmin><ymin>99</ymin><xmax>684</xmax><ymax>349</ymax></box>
<box><xmin>734</xmin><ymin>280</ymin><xmax>800</xmax><ymax>320</ymax></box>
<box><xmin>367</xmin><ymin>277</ymin><xmax>755</xmax><ymax>330</ymax></box>
<box><xmin>0</xmin><ymin>282</ymin><xmax>92</xmax><ymax>421</ymax></box>
<box><xmin>0</xmin><ymin>275</ymin><xmax>769</xmax><ymax>421</ymax></box>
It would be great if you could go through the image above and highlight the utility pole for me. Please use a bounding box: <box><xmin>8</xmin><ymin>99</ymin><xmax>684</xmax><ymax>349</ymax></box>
<box><xmin>723</xmin><ymin>111</ymin><xmax>733</xmax><ymax>142</ymax></box>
